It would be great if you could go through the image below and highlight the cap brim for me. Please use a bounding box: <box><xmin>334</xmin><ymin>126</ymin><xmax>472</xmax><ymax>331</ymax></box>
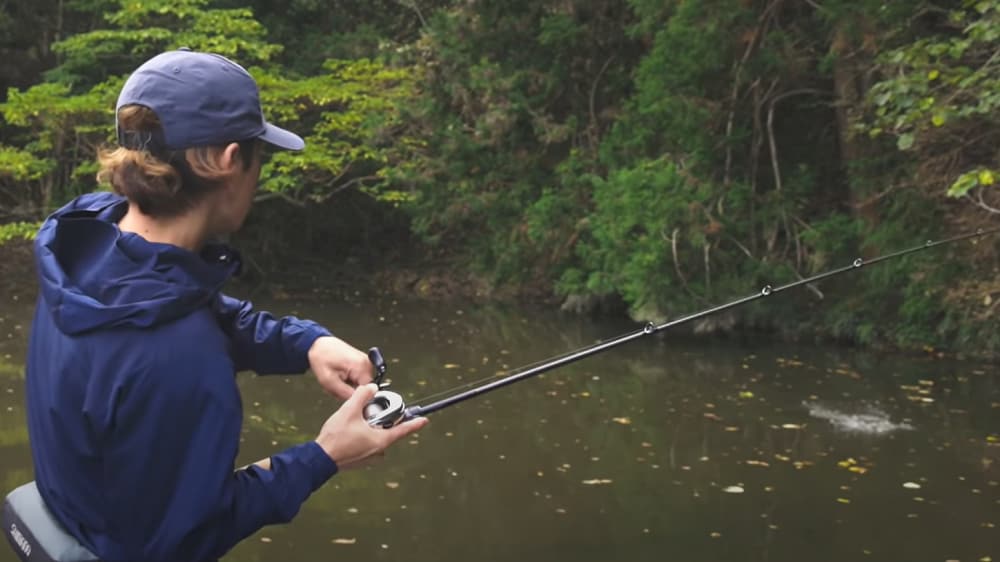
<box><xmin>259</xmin><ymin>122</ymin><xmax>305</xmax><ymax>151</ymax></box>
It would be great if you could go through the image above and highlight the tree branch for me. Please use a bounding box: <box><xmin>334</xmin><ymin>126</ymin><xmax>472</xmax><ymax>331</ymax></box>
<box><xmin>966</xmin><ymin>188</ymin><xmax>1000</xmax><ymax>215</ymax></box>
<box><xmin>663</xmin><ymin>227</ymin><xmax>698</xmax><ymax>299</ymax></box>
<box><xmin>316</xmin><ymin>175</ymin><xmax>383</xmax><ymax>202</ymax></box>
<box><xmin>253</xmin><ymin>191</ymin><xmax>306</xmax><ymax>207</ymax></box>
<box><xmin>588</xmin><ymin>55</ymin><xmax>615</xmax><ymax>154</ymax></box>
<box><xmin>397</xmin><ymin>0</ymin><xmax>428</xmax><ymax>29</ymax></box>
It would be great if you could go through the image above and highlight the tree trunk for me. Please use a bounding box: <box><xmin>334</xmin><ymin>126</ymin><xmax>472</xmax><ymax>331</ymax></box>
<box><xmin>830</xmin><ymin>19</ymin><xmax>880</xmax><ymax>238</ymax></box>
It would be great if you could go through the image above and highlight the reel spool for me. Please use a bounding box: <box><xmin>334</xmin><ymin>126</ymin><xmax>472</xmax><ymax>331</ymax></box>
<box><xmin>363</xmin><ymin>389</ymin><xmax>406</xmax><ymax>428</ymax></box>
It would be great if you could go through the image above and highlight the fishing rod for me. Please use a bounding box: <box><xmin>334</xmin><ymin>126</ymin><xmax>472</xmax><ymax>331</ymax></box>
<box><xmin>362</xmin><ymin>227</ymin><xmax>1000</xmax><ymax>428</ymax></box>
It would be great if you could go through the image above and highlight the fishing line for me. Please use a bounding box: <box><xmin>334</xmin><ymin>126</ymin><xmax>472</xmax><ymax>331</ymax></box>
<box><xmin>396</xmin><ymin>338</ymin><xmax>623</xmax><ymax>405</ymax></box>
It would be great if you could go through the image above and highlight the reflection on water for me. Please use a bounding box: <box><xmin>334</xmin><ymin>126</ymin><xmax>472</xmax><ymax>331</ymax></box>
<box><xmin>1</xmin><ymin>295</ymin><xmax>998</xmax><ymax>562</ymax></box>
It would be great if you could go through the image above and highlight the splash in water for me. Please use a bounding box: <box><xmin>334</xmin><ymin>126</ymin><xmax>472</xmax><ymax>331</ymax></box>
<box><xmin>804</xmin><ymin>401</ymin><xmax>914</xmax><ymax>435</ymax></box>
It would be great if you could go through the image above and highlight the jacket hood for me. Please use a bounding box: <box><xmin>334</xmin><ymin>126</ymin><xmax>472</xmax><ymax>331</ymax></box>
<box><xmin>34</xmin><ymin>192</ymin><xmax>240</xmax><ymax>335</ymax></box>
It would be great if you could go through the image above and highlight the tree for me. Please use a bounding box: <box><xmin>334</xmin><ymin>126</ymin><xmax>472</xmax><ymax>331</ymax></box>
<box><xmin>0</xmin><ymin>0</ymin><xmax>422</xmax><ymax>237</ymax></box>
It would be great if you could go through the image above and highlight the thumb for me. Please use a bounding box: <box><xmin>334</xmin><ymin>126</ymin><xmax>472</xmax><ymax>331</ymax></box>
<box><xmin>343</xmin><ymin>383</ymin><xmax>379</xmax><ymax>414</ymax></box>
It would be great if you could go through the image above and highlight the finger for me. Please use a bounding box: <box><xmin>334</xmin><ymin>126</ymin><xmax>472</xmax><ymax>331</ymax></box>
<box><xmin>353</xmin><ymin>361</ymin><xmax>375</xmax><ymax>385</ymax></box>
<box><xmin>385</xmin><ymin>416</ymin><xmax>429</xmax><ymax>442</ymax></box>
<box><xmin>325</xmin><ymin>377</ymin><xmax>355</xmax><ymax>401</ymax></box>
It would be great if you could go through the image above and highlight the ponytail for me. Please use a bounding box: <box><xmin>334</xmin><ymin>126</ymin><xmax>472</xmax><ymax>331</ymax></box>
<box><xmin>97</xmin><ymin>105</ymin><xmax>260</xmax><ymax>218</ymax></box>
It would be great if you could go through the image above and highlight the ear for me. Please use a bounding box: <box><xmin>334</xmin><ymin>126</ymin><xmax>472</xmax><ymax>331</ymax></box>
<box><xmin>218</xmin><ymin>142</ymin><xmax>242</xmax><ymax>175</ymax></box>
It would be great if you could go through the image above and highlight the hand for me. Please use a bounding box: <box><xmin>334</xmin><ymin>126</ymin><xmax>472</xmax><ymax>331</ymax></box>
<box><xmin>308</xmin><ymin>336</ymin><xmax>373</xmax><ymax>400</ymax></box>
<box><xmin>315</xmin><ymin>384</ymin><xmax>428</xmax><ymax>470</ymax></box>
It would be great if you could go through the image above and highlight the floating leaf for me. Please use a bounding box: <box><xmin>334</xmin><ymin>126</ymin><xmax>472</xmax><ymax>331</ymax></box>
<box><xmin>332</xmin><ymin>538</ymin><xmax>357</xmax><ymax>545</ymax></box>
<box><xmin>385</xmin><ymin>482</ymin><xmax>400</xmax><ymax>489</ymax></box>
<box><xmin>443</xmin><ymin>363</ymin><xmax>460</xmax><ymax>369</ymax></box>
<box><xmin>781</xmin><ymin>423</ymin><xmax>802</xmax><ymax>429</ymax></box>
<box><xmin>722</xmin><ymin>485</ymin><xmax>745</xmax><ymax>494</ymax></box>
<box><xmin>836</xmin><ymin>498</ymin><xmax>851</xmax><ymax>504</ymax></box>
<box><xmin>902</xmin><ymin>482</ymin><xmax>921</xmax><ymax>490</ymax></box>
<box><xmin>611</xmin><ymin>417</ymin><xmax>632</xmax><ymax>425</ymax></box>
<box><xmin>581</xmin><ymin>478</ymin><xmax>613</xmax><ymax>485</ymax></box>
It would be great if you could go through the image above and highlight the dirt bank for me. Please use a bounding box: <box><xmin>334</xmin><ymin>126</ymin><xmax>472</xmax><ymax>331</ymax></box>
<box><xmin>0</xmin><ymin>240</ymin><xmax>552</xmax><ymax>305</ymax></box>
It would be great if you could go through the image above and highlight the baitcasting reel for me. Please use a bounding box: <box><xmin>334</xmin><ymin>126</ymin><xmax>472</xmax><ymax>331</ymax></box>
<box><xmin>363</xmin><ymin>347</ymin><xmax>408</xmax><ymax>428</ymax></box>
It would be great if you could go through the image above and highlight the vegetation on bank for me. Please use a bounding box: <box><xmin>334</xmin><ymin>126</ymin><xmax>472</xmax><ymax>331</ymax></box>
<box><xmin>1</xmin><ymin>0</ymin><xmax>998</xmax><ymax>356</ymax></box>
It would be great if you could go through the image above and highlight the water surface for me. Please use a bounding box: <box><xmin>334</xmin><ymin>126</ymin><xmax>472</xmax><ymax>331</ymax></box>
<box><xmin>1</xmin><ymin>294</ymin><xmax>997</xmax><ymax>562</ymax></box>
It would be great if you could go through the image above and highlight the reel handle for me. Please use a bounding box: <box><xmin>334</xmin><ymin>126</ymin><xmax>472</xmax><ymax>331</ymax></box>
<box><xmin>368</xmin><ymin>346</ymin><xmax>388</xmax><ymax>388</ymax></box>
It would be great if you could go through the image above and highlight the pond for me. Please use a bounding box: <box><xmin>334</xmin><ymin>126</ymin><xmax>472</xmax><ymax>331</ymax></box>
<box><xmin>1</xmin><ymin>293</ymin><xmax>997</xmax><ymax>562</ymax></box>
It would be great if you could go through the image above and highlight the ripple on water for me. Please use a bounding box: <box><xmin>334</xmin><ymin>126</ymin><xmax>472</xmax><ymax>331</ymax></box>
<box><xmin>803</xmin><ymin>401</ymin><xmax>914</xmax><ymax>435</ymax></box>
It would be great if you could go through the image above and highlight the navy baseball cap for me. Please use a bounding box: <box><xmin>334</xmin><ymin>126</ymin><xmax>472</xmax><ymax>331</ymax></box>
<box><xmin>116</xmin><ymin>49</ymin><xmax>304</xmax><ymax>152</ymax></box>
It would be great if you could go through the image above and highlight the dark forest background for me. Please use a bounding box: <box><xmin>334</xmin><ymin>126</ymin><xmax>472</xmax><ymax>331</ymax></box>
<box><xmin>2</xmin><ymin>0</ymin><xmax>999</xmax><ymax>355</ymax></box>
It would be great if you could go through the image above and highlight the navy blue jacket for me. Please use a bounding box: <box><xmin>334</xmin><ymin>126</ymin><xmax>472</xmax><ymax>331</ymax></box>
<box><xmin>25</xmin><ymin>193</ymin><xmax>339</xmax><ymax>562</ymax></box>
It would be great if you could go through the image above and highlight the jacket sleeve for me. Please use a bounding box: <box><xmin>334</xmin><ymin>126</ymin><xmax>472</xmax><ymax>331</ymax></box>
<box><xmin>214</xmin><ymin>293</ymin><xmax>332</xmax><ymax>374</ymax></box>
<box><xmin>103</xmin><ymin>343</ymin><xmax>338</xmax><ymax>562</ymax></box>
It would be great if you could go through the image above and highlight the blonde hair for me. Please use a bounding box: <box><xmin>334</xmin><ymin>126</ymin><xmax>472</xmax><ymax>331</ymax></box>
<box><xmin>97</xmin><ymin>105</ymin><xmax>260</xmax><ymax>217</ymax></box>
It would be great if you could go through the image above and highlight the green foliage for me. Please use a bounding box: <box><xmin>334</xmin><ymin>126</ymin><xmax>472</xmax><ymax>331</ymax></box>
<box><xmin>228</xmin><ymin>0</ymin><xmax>449</xmax><ymax>74</ymax></box>
<box><xmin>254</xmin><ymin>58</ymin><xmax>421</xmax><ymax>204</ymax></box>
<box><xmin>0</xmin><ymin>80</ymin><xmax>116</xmax><ymax>211</ymax></box>
<box><xmin>0</xmin><ymin>222</ymin><xmax>39</xmax><ymax>245</ymax></box>
<box><xmin>602</xmin><ymin>0</ymin><xmax>742</xmax><ymax>171</ymax></box>
<box><xmin>0</xmin><ymin>146</ymin><xmax>53</xmax><ymax>181</ymax></box>
<box><xmin>558</xmin><ymin>159</ymin><xmax>713</xmax><ymax>315</ymax></box>
<box><xmin>0</xmin><ymin>0</ymin><xmax>421</xmax><ymax>226</ymax></box>
<box><xmin>402</xmin><ymin>0</ymin><xmax>641</xmax><ymax>281</ymax></box>
<box><xmin>864</xmin><ymin>0</ymin><xmax>1000</xmax><ymax>198</ymax></box>
<box><xmin>49</xmin><ymin>0</ymin><xmax>282</xmax><ymax>89</ymax></box>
